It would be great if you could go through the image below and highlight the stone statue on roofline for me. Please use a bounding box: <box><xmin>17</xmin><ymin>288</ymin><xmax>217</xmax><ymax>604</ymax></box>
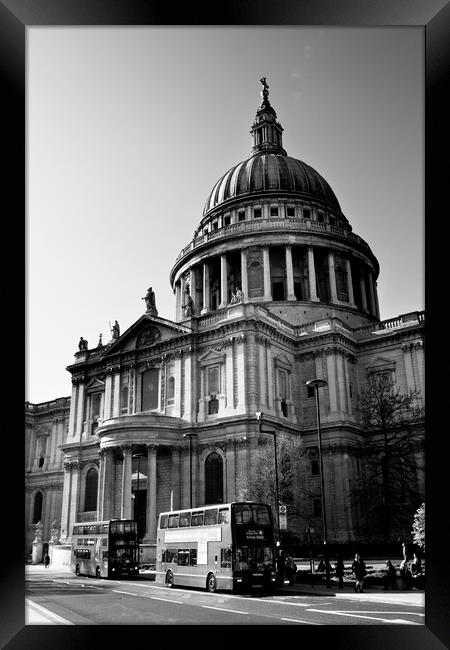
<box><xmin>142</xmin><ymin>286</ymin><xmax>158</xmax><ymax>316</ymax></box>
<box><xmin>78</xmin><ymin>336</ymin><xmax>88</xmax><ymax>351</ymax></box>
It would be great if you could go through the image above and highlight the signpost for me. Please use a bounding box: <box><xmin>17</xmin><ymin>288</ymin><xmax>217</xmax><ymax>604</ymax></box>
<box><xmin>279</xmin><ymin>505</ymin><xmax>287</xmax><ymax>530</ymax></box>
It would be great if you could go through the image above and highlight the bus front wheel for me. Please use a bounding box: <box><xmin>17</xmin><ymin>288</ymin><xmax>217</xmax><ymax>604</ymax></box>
<box><xmin>206</xmin><ymin>573</ymin><xmax>217</xmax><ymax>593</ymax></box>
<box><xmin>75</xmin><ymin>564</ymin><xmax>80</xmax><ymax>576</ymax></box>
<box><xmin>166</xmin><ymin>570</ymin><xmax>174</xmax><ymax>588</ymax></box>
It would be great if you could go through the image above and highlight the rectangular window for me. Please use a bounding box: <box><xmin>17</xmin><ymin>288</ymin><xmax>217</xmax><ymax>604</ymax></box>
<box><xmin>329</xmin><ymin>215</ymin><xmax>336</xmax><ymax>226</ymax></box>
<box><xmin>92</xmin><ymin>393</ymin><xmax>102</xmax><ymax>419</ymax></box>
<box><xmin>317</xmin><ymin>213</ymin><xmax>324</xmax><ymax>223</ymax></box>
<box><xmin>270</xmin><ymin>206</ymin><xmax>278</xmax><ymax>216</ymax></box>
<box><xmin>213</xmin><ymin>221</ymin><xmax>218</xmax><ymax>231</ymax></box>
<box><xmin>102</xmin><ymin>551</ymin><xmax>108</xmax><ymax>560</ymax></box>
<box><xmin>218</xmin><ymin>508</ymin><xmax>230</xmax><ymax>524</ymax></box>
<box><xmin>168</xmin><ymin>514</ymin><xmax>179</xmax><ymax>528</ymax></box>
<box><xmin>303</xmin><ymin>208</ymin><xmax>311</xmax><ymax>219</ymax></box>
<box><xmin>313</xmin><ymin>499</ymin><xmax>322</xmax><ymax>517</ymax></box>
<box><xmin>207</xmin><ymin>366</ymin><xmax>220</xmax><ymax>395</ymax></box>
<box><xmin>221</xmin><ymin>548</ymin><xmax>232</xmax><ymax>568</ymax></box>
<box><xmin>189</xmin><ymin>549</ymin><xmax>197</xmax><ymax>566</ymax></box>
<box><xmin>142</xmin><ymin>368</ymin><xmax>159</xmax><ymax>411</ymax></box>
<box><xmin>224</xmin><ymin>215</ymin><xmax>231</xmax><ymax>226</ymax></box>
<box><xmin>253</xmin><ymin>208</ymin><xmax>262</xmax><ymax>218</ymax></box>
<box><xmin>165</xmin><ymin>549</ymin><xmax>177</xmax><ymax>563</ymax></box>
<box><xmin>306</xmin><ymin>385</ymin><xmax>315</xmax><ymax>399</ymax></box>
<box><xmin>311</xmin><ymin>460</ymin><xmax>319</xmax><ymax>476</ymax></box>
<box><xmin>287</xmin><ymin>207</ymin><xmax>295</xmax><ymax>217</ymax></box>
<box><xmin>179</xmin><ymin>512</ymin><xmax>191</xmax><ymax>527</ymax></box>
<box><xmin>204</xmin><ymin>508</ymin><xmax>218</xmax><ymax>526</ymax></box>
<box><xmin>349</xmin><ymin>384</ymin><xmax>353</xmax><ymax>398</ymax></box>
<box><xmin>178</xmin><ymin>549</ymin><xmax>190</xmax><ymax>566</ymax></box>
<box><xmin>191</xmin><ymin>511</ymin><xmax>204</xmax><ymax>527</ymax></box>
<box><xmin>238</xmin><ymin>210</ymin><xmax>246</xmax><ymax>222</ymax></box>
<box><xmin>159</xmin><ymin>514</ymin><xmax>168</xmax><ymax>529</ymax></box>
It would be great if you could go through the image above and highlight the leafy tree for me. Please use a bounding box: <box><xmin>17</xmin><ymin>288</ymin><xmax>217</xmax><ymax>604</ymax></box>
<box><xmin>236</xmin><ymin>432</ymin><xmax>303</xmax><ymax>535</ymax></box>
<box><xmin>354</xmin><ymin>373</ymin><xmax>424</xmax><ymax>542</ymax></box>
<box><xmin>412</xmin><ymin>502</ymin><xmax>425</xmax><ymax>552</ymax></box>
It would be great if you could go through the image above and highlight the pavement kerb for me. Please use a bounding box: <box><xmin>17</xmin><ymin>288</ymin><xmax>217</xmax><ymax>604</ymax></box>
<box><xmin>276</xmin><ymin>582</ymin><xmax>425</xmax><ymax>606</ymax></box>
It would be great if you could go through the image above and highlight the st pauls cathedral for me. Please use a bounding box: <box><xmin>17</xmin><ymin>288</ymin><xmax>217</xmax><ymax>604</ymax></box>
<box><xmin>25</xmin><ymin>79</ymin><xmax>424</xmax><ymax>565</ymax></box>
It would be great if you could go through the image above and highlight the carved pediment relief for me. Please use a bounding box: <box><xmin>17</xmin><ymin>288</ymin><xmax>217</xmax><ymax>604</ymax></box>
<box><xmin>137</xmin><ymin>326</ymin><xmax>161</xmax><ymax>349</ymax></box>
<box><xmin>86</xmin><ymin>377</ymin><xmax>105</xmax><ymax>391</ymax></box>
<box><xmin>366</xmin><ymin>356</ymin><xmax>395</xmax><ymax>371</ymax></box>
<box><xmin>35</xmin><ymin>426</ymin><xmax>50</xmax><ymax>437</ymax></box>
<box><xmin>198</xmin><ymin>348</ymin><xmax>226</xmax><ymax>365</ymax></box>
<box><xmin>274</xmin><ymin>354</ymin><xmax>293</xmax><ymax>369</ymax></box>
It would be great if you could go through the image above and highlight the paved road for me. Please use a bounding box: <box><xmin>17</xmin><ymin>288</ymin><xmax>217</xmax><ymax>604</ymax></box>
<box><xmin>25</xmin><ymin>569</ymin><xmax>425</xmax><ymax>626</ymax></box>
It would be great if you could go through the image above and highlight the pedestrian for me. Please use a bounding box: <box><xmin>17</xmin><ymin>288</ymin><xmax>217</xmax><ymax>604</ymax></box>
<box><xmin>351</xmin><ymin>553</ymin><xmax>367</xmax><ymax>592</ymax></box>
<box><xmin>410</xmin><ymin>553</ymin><xmax>422</xmax><ymax>589</ymax></box>
<box><xmin>285</xmin><ymin>555</ymin><xmax>297</xmax><ymax>585</ymax></box>
<box><xmin>335</xmin><ymin>554</ymin><xmax>345</xmax><ymax>589</ymax></box>
<box><xmin>44</xmin><ymin>553</ymin><xmax>50</xmax><ymax>568</ymax></box>
<box><xmin>277</xmin><ymin>550</ymin><xmax>286</xmax><ymax>583</ymax></box>
<box><xmin>383</xmin><ymin>559</ymin><xmax>397</xmax><ymax>590</ymax></box>
<box><xmin>317</xmin><ymin>556</ymin><xmax>326</xmax><ymax>572</ymax></box>
<box><xmin>399</xmin><ymin>558</ymin><xmax>412</xmax><ymax>589</ymax></box>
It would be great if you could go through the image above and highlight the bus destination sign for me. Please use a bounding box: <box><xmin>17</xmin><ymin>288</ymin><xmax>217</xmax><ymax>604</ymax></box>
<box><xmin>245</xmin><ymin>529</ymin><xmax>265</xmax><ymax>540</ymax></box>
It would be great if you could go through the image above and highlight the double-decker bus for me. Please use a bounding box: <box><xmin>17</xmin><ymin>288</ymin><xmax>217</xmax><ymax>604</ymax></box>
<box><xmin>71</xmin><ymin>519</ymin><xmax>139</xmax><ymax>578</ymax></box>
<box><xmin>155</xmin><ymin>501</ymin><xmax>277</xmax><ymax>593</ymax></box>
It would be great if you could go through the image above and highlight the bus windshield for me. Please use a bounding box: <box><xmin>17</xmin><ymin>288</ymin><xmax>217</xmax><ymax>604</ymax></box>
<box><xmin>234</xmin><ymin>545</ymin><xmax>274</xmax><ymax>571</ymax></box>
<box><xmin>232</xmin><ymin>503</ymin><xmax>272</xmax><ymax>526</ymax></box>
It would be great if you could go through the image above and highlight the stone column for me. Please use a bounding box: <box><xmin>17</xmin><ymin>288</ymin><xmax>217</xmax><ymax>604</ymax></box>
<box><xmin>326</xmin><ymin>352</ymin><xmax>338</xmax><ymax>413</ymax></box>
<box><xmin>402</xmin><ymin>344</ymin><xmax>416</xmax><ymax>394</ymax></box>
<box><xmin>68</xmin><ymin>383</ymin><xmax>78</xmax><ymax>438</ymax></box>
<box><xmin>175</xmin><ymin>281</ymin><xmax>182</xmax><ymax>321</ymax></box>
<box><xmin>345</xmin><ymin>258</ymin><xmax>355</xmax><ymax>306</ymax></box>
<box><xmin>414</xmin><ymin>341</ymin><xmax>425</xmax><ymax>402</ymax></box>
<box><xmin>336</xmin><ymin>353</ymin><xmax>346</xmax><ymax>413</ymax></box>
<box><xmin>307</xmin><ymin>247</ymin><xmax>319</xmax><ymax>301</ymax></box>
<box><xmin>226</xmin><ymin>439</ymin><xmax>236</xmax><ymax>502</ymax></box>
<box><xmin>219</xmin><ymin>254</ymin><xmax>228</xmax><ymax>308</ymax></box>
<box><xmin>75</xmin><ymin>383</ymin><xmax>85</xmax><ymax>440</ymax></box>
<box><xmin>328</xmin><ymin>251</ymin><xmax>338</xmax><ymax>303</ymax></box>
<box><xmin>112</xmin><ymin>372</ymin><xmax>121</xmax><ymax>417</ymax></box>
<box><xmin>189</xmin><ymin>267</ymin><xmax>197</xmax><ymax>316</ymax></box>
<box><xmin>201</xmin><ymin>262</ymin><xmax>210</xmax><ymax>314</ymax></box>
<box><xmin>285</xmin><ymin>245</ymin><xmax>296</xmax><ymax>300</ymax></box>
<box><xmin>99</xmin><ymin>448</ymin><xmax>114</xmax><ymax>521</ymax></box>
<box><xmin>240</xmin><ymin>249</ymin><xmax>248</xmax><ymax>299</ymax></box>
<box><xmin>171</xmin><ymin>447</ymin><xmax>181</xmax><ymax>511</ymax></box>
<box><xmin>103</xmin><ymin>373</ymin><xmax>113</xmax><ymax>420</ymax></box>
<box><xmin>146</xmin><ymin>444</ymin><xmax>158</xmax><ymax>541</ymax></box>
<box><xmin>120</xmin><ymin>445</ymin><xmax>133</xmax><ymax>520</ymax></box>
<box><xmin>66</xmin><ymin>460</ymin><xmax>81</xmax><ymax>541</ymax></box>
<box><xmin>359</xmin><ymin>270</ymin><xmax>368</xmax><ymax>312</ymax></box>
<box><xmin>374</xmin><ymin>281</ymin><xmax>381</xmax><ymax>320</ymax></box>
<box><xmin>262</xmin><ymin>246</ymin><xmax>272</xmax><ymax>301</ymax></box>
<box><xmin>367</xmin><ymin>271</ymin><xmax>377</xmax><ymax>317</ymax></box>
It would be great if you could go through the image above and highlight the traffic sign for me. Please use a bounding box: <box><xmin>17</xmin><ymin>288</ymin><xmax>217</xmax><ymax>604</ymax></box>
<box><xmin>279</xmin><ymin>505</ymin><xmax>287</xmax><ymax>514</ymax></box>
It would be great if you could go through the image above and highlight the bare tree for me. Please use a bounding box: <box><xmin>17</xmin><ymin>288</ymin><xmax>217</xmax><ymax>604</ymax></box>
<box><xmin>412</xmin><ymin>502</ymin><xmax>425</xmax><ymax>552</ymax></box>
<box><xmin>354</xmin><ymin>373</ymin><xmax>424</xmax><ymax>541</ymax></box>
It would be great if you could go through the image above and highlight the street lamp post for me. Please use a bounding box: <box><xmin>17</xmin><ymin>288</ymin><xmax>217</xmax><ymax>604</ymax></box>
<box><xmin>255</xmin><ymin>412</ymin><xmax>280</xmax><ymax>545</ymax></box>
<box><xmin>305</xmin><ymin>378</ymin><xmax>330</xmax><ymax>588</ymax></box>
<box><xmin>132</xmin><ymin>451</ymin><xmax>145</xmax><ymax>570</ymax></box>
<box><xmin>182</xmin><ymin>433</ymin><xmax>198</xmax><ymax>508</ymax></box>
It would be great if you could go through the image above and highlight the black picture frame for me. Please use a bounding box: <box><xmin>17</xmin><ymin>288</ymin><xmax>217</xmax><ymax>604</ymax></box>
<box><xmin>3</xmin><ymin>1</ymin><xmax>448</xmax><ymax>648</ymax></box>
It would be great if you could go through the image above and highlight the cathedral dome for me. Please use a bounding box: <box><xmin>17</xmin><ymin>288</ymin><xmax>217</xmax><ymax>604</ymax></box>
<box><xmin>203</xmin><ymin>152</ymin><xmax>341</xmax><ymax>216</ymax></box>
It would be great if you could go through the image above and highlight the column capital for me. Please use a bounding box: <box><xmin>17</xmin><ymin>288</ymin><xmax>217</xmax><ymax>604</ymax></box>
<box><xmin>64</xmin><ymin>459</ymin><xmax>79</xmax><ymax>472</ymax></box>
<box><xmin>120</xmin><ymin>444</ymin><xmax>133</xmax><ymax>456</ymax></box>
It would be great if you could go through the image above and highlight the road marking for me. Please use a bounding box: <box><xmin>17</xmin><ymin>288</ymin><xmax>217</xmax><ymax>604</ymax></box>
<box><xmin>25</xmin><ymin>599</ymin><xmax>73</xmax><ymax>625</ymax></box>
<box><xmin>202</xmin><ymin>605</ymin><xmax>248</xmax><ymax>615</ymax></box>
<box><xmin>341</xmin><ymin>610</ymin><xmax>424</xmax><ymax>617</ymax></box>
<box><xmin>150</xmin><ymin>596</ymin><xmax>184</xmax><ymax>604</ymax></box>
<box><xmin>275</xmin><ymin>601</ymin><xmax>313</xmax><ymax>607</ymax></box>
<box><xmin>113</xmin><ymin>590</ymin><xmax>138</xmax><ymax>596</ymax></box>
<box><xmin>281</xmin><ymin>617</ymin><xmax>321</xmax><ymax>625</ymax></box>
<box><xmin>306</xmin><ymin>609</ymin><xmax>422</xmax><ymax>624</ymax></box>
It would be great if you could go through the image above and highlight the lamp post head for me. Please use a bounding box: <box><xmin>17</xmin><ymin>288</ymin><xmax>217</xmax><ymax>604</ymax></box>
<box><xmin>305</xmin><ymin>379</ymin><xmax>328</xmax><ymax>390</ymax></box>
<box><xmin>132</xmin><ymin>452</ymin><xmax>145</xmax><ymax>459</ymax></box>
<box><xmin>255</xmin><ymin>412</ymin><xmax>263</xmax><ymax>422</ymax></box>
<box><xmin>183</xmin><ymin>432</ymin><xmax>198</xmax><ymax>439</ymax></box>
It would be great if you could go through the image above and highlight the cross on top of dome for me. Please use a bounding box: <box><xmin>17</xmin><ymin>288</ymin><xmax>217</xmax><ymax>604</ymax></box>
<box><xmin>251</xmin><ymin>77</ymin><xmax>286</xmax><ymax>156</ymax></box>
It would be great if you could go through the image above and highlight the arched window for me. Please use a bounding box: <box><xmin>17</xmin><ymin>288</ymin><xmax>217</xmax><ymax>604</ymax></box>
<box><xmin>120</xmin><ymin>384</ymin><xmax>129</xmax><ymax>414</ymax></box>
<box><xmin>205</xmin><ymin>452</ymin><xmax>223</xmax><ymax>505</ymax></box>
<box><xmin>84</xmin><ymin>468</ymin><xmax>98</xmax><ymax>512</ymax></box>
<box><xmin>335</xmin><ymin>264</ymin><xmax>348</xmax><ymax>301</ymax></box>
<box><xmin>33</xmin><ymin>491</ymin><xmax>43</xmax><ymax>523</ymax></box>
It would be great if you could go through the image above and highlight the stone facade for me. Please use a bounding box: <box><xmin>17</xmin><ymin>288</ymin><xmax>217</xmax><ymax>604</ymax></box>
<box><xmin>25</xmin><ymin>81</ymin><xmax>425</xmax><ymax>559</ymax></box>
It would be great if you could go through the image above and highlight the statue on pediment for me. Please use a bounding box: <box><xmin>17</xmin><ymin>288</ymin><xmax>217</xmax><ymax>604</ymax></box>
<box><xmin>78</xmin><ymin>336</ymin><xmax>88</xmax><ymax>351</ymax></box>
<box><xmin>111</xmin><ymin>320</ymin><xmax>120</xmax><ymax>340</ymax></box>
<box><xmin>142</xmin><ymin>286</ymin><xmax>158</xmax><ymax>316</ymax></box>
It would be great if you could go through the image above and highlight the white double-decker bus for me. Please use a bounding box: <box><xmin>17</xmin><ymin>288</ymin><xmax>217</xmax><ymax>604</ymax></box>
<box><xmin>155</xmin><ymin>501</ymin><xmax>277</xmax><ymax>593</ymax></box>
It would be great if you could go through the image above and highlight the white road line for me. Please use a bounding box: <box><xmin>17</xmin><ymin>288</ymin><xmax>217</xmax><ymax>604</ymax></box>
<box><xmin>113</xmin><ymin>590</ymin><xmax>138</xmax><ymax>596</ymax></box>
<box><xmin>281</xmin><ymin>617</ymin><xmax>321</xmax><ymax>625</ymax></box>
<box><xmin>202</xmin><ymin>605</ymin><xmax>248</xmax><ymax>615</ymax></box>
<box><xmin>150</xmin><ymin>596</ymin><xmax>184</xmax><ymax>604</ymax></box>
<box><xmin>341</xmin><ymin>610</ymin><xmax>424</xmax><ymax>617</ymax></box>
<box><xmin>25</xmin><ymin>599</ymin><xmax>73</xmax><ymax>625</ymax></box>
<box><xmin>306</xmin><ymin>609</ymin><xmax>422</xmax><ymax>624</ymax></box>
<box><xmin>275</xmin><ymin>601</ymin><xmax>313</xmax><ymax>607</ymax></box>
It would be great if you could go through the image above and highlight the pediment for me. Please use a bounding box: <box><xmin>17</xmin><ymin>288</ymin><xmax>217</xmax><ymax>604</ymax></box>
<box><xmin>103</xmin><ymin>314</ymin><xmax>192</xmax><ymax>356</ymax></box>
<box><xmin>86</xmin><ymin>377</ymin><xmax>106</xmax><ymax>391</ymax></box>
<box><xmin>198</xmin><ymin>348</ymin><xmax>226</xmax><ymax>365</ymax></box>
<box><xmin>35</xmin><ymin>425</ymin><xmax>50</xmax><ymax>437</ymax></box>
<box><xmin>366</xmin><ymin>356</ymin><xmax>396</xmax><ymax>370</ymax></box>
<box><xmin>274</xmin><ymin>354</ymin><xmax>293</xmax><ymax>369</ymax></box>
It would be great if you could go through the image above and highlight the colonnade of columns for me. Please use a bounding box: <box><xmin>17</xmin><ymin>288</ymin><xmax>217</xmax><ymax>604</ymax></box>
<box><xmin>175</xmin><ymin>244</ymin><xmax>379</xmax><ymax>320</ymax></box>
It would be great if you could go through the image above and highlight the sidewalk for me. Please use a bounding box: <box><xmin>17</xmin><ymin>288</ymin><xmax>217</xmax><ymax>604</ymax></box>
<box><xmin>277</xmin><ymin>580</ymin><xmax>425</xmax><ymax>607</ymax></box>
<box><xmin>25</xmin><ymin>598</ymin><xmax>73</xmax><ymax>625</ymax></box>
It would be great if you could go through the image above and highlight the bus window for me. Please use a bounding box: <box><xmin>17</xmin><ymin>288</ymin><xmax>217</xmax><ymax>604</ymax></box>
<box><xmin>189</xmin><ymin>549</ymin><xmax>197</xmax><ymax>566</ymax></box>
<box><xmin>178</xmin><ymin>549</ymin><xmax>190</xmax><ymax>566</ymax></box>
<box><xmin>191</xmin><ymin>511</ymin><xmax>204</xmax><ymax>526</ymax></box>
<box><xmin>233</xmin><ymin>505</ymin><xmax>252</xmax><ymax>525</ymax></box>
<box><xmin>179</xmin><ymin>512</ymin><xmax>191</xmax><ymax>527</ymax></box>
<box><xmin>168</xmin><ymin>514</ymin><xmax>179</xmax><ymax>528</ymax></box>
<box><xmin>204</xmin><ymin>508</ymin><xmax>218</xmax><ymax>525</ymax></box>
<box><xmin>160</xmin><ymin>514</ymin><xmax>168</xmax><ymax>529</ymax></box>
<box><xmin>165</xmin><ymin>549</ymin><xmax>177</xmax><ymax>563</ymax></box>
<box><xmin>218</xmin><ymin>508</ymin><xmax>229</xmax><ymax>524</ymax></box>
<box><xmin>221</xmin><ymin>548</ymin><xmax>232</xmax><ymax>568</ymax></box>
<box><xmin>253</xmin><ymin>504</ymin><xmax>271</xmax><ymax>525</ymax></box>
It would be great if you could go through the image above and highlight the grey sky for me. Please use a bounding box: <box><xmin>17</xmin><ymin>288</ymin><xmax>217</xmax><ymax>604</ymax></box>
<box><xmin>27</xmin><ymin>27</ymin><xmax>424</xmax><ymax>404</ymax></box>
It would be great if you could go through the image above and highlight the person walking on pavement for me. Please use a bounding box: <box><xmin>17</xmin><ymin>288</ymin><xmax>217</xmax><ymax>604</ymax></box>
<box><xmin>44</xmin><ymin>553</ymin><xmax>50</xmax><ymax>568</ymax></box>
<box><xmin>383</xmin><ymin>559</ymin><xmax>397</xmax><ymax>590</ymax></box>
<box><xmin>335</xmin><ymin>554</ymin><xmax>345</xmax><ymax>589</ymax></box>
<box><xmin>351</xmin><ymin>553</ymin><xmax>367</xmax><ymax>592</ymax></box>
<box><xmin>400</xmin><ymin>558</ymin><xmax>412</xmax><ymax>589</ymax></box>
<box><xmin>285</xmin><ymin>555</ymin><xmax>297</xmax><ymax>585</ymax></box>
